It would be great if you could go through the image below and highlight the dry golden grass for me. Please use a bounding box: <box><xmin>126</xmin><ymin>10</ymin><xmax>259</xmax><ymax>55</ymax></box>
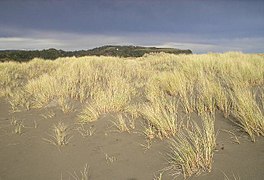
<box><xmin>78</xmin><ymin>104</ymin><xmax>101</xmax><ymax>123</ymax></box>
<box><xmin>111</xmin><ymin>114</ymin><xmax>131</xmax><ymax>133</ymax></box>
<box><xmin>1</xmin><ymin>52</ymin><xmax>264</xmax><ymax>177</ymax></box>
<box><xmin>166</xmin><ymin>113</ymin><xmax>216</xmax><ymax>178</ymax></box>
<box><xmin>140</xmin><ymin>94</ymin><xmax>179</xmax><ymax>139</ymax></box>
<box><xmin>78</xmin><ymin>76</ymin><xmax>135</xmax><ymax>123</ymax></box>
<box><xmin>157</xmin><ymin>71</ymin><xmax>195</xmax><ymax>114</ymax></box>
<box><xmin>230</xmin><ymin>86</ymin><xmax>264</xmax><ymax>142</ymax></box>
<box><xmin>44</xmin><ymin>122</ymin><xmax>72</xmax><ymax>147</ymax></box>
<box><xmin>1</xmin><ymin>52</ymin><xmax>263</xmax><ymax>140</ymax></box>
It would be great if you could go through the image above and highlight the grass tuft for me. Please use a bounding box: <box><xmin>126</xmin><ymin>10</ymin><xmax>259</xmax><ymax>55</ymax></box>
<box><xmin>44</xmin><ymin>122</ymin><xmax>72</xmax><ymax>147</ymax></box>
<box><xmin>111</xmin><ymin>114</ymin><xmax>131</xmax><ymax>133</ymax></box>
<box><xmin>166</xmin><ymin>113</ymin><xmax>216</xmax><ymax>178</ymax></box>
<box><xmin>230</xmin><ymin>87</ymin><xmax>264</xmax><ymax>142</ymax></box>
<box><xmin>140</xmin><ymin>94</ymin><xmax>179</xmax><ymax>139</ymax></box>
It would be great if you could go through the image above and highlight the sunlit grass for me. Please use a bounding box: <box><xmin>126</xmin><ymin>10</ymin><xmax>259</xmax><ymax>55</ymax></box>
<box><xmin>140</xmin><ymin>94</ymin><xmax>179</xmax><ymax>139</ymax></box>
<box><xmin>1</xmin><ymin>52</ymin><xmax>264</xmax><ymax>178</ymax></box>
<box><xmin>166</xmin><ymin>113</ymin><xmax>216</xmax><ymax>178</ymax></box>
<box><xmin>2</xmin><ymin>52</ymin><xmax>263</xmax><ymax>139</ymax></box>
<box><xmin>230</xmin><ymin>86</ymin><xmax>264</xmax><ymax>142</ymax></box>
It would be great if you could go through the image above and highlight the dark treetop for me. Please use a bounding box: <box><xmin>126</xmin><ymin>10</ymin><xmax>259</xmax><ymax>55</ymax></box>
<box><xmin>0</xmin><ymin>45</ymin><xmax>192</xmax><ymax>62</ymax></box>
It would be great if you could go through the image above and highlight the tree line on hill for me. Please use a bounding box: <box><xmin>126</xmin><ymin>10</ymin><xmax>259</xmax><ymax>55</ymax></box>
<box><xmin>0</xmin><ymin>45</ymin><xmax>192</xmax><ymax>62</ymax></box>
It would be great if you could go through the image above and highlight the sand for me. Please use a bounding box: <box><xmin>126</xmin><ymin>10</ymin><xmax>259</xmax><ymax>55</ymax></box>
<box><xmin>0</xmin><ymin>98</ymin><xmax>264</xmax><ymax>180</ymax></box>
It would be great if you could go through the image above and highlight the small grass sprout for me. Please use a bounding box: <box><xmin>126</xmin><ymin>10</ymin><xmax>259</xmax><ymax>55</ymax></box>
<box><xmin>11</xmin><ymin>117</ymin><xmax>24</xmax><ymax>135</ymax></box>
<box><xmin>69</xmin><ymin>163</ymin><xmax>90</xmax><ymax>180</ymax></box>
<box><xmin>76</xmin><ymin>124</ymin><xmax>96</xmax><ymax>137</ymax></box>
<box><xmin>44</xmin><ymin>122</ymin><xmax>72</xmax><ymax>147</ymax></box>
<box><xmin>105</xmin><ymin>153</ymin><xmax>117</xmax><ymax>164</ymax></box>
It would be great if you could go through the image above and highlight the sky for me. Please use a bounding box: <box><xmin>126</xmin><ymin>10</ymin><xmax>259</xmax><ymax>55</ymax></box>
<box><xmin>0</xmin><ymin>0</ymin><xmax>263</xmax><ymax>53</ymax></box>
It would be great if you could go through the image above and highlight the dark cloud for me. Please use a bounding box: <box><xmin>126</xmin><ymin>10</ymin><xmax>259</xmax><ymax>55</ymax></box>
<box><xmin>0</xmin><ymin>0</ymin><xmax>263</xmax><ymax>52</ymax></box>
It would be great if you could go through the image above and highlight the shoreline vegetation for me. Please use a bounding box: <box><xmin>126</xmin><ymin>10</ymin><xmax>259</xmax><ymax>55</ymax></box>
<box><xmin>0</xmin><ymin>45</ymin><xmax>192</xmax><ymax>62</ymax></box>
<box><xmin>0</xmin><ymin>52</ymin><xmax>263</xmax><ymax>179</ymax></box>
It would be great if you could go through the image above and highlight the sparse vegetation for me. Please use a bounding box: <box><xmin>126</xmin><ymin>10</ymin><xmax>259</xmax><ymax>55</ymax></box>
<box><xmin>10</xmin><ymin>117</ymin><xmax>24</xmax><ymax>135</ymax></box>
<box><xmin>76</xmin><ymin>124</ymin><xmax>96</xmax><ymax>137</ymax></box>
<box><xmin>223</xmin><ymin>172</ymin><xmax>241</xmax><ymax>180</ymax></box>
<box><xmin>41</xmin><ymin>110</ymin><xmax>55</xmax><ymax>119</ymax></box>
<box><xmin>111</xmin><ymin>114</ymin><xmax>131</xmax><ymax>133</ymax></box>
<box><xmin>153</xmin><ymin>172</ymin><xmax>164</xmax><ymax>180</ymax></box>
<box><xmin>69</xmin><ymin>164</ymin><xmax>90</xmax><ymax>180</ymax></box>
<box><xmin>105</xmin><ymin>153</ymin><xmax>117</xmax><ymax>164</ymax></box>
<box><xmin>44</xmin><ymin>122</ymin><xmax>72</xmax><ymax>147</ymax></box>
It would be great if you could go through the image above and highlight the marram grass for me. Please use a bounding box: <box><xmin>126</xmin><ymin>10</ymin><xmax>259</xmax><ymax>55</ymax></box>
<box><xmin>1</xmin><ymin>52</ymin><xmax>264</xmax><ymax>177</ymax></box>
<box><xmin>166</xmin><ymin>113</ymin><xmax>216</xmax><ymax>178</ymax></box>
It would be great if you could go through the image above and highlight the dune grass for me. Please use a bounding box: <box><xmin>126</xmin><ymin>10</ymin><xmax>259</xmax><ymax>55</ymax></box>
<box><xmin>140</xmin><ymin>93</ymin><xmax>179</xmax><ymax>139</ymax></box>
<box><xmin>44</xmin><ymin>122</ymin><xmax>72</xmax><ymax>147</ymax></box>
<box><xmin>230</xmin><ymin>86</ymin><xmax>264</xmax><ymax>142</ymax></box>
<box><xmin>1</xmin><ymin>52</ymin><xmax>264</xmax><ymax>177</ymax></box>
<box><xmin>166</xmin><ymin>113</ymin><xmax>216</xmax><ymax>178</ymax></box>
<box><xmin>111</xmin><ymin>114</ymin><xmax>131</xmax><ymax>133</ymax></box>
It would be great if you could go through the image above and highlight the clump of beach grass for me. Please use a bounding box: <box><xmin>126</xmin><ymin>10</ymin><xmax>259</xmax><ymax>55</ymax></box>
<box><xmin>44</xmin><ymin>122</ymin><xmax>72</xmax><ymax>147</ymax></box>
<box><xmin>111</xmin><ymin>114</ymin><xmax>131</xmax><ymax>133</ymax></box>
<box><xmin>140</xmin><ymin>94</ymin><xmax>179</xmax><ymax>139</ymax></box>
<box><xmin>166</xmin><ymin>113</ymin><xmax>216</xmax><ymax>178</ymax></box>
<box><xmin>230</xmin><ymin>87</ymin><xmax>264</xmax><ymax>142</ymax></box>
<box><xmin>78</xmin><ymin>104</ymin><xmax>101</xmax><ymax>123</ymax></box>
<box><xmin>58</xmin><ymin>96</ymin><xmax>75</xmax><ymax>113</ymax></box>
<box><xmin>78</xmin><ymin>76</ymin><xmax>135</xmax><ymax>123</ymax></box>
<box><xmin>158</xmin><ymin>71</ymin><xmax>196</xmax><ymax>114</ymax></box>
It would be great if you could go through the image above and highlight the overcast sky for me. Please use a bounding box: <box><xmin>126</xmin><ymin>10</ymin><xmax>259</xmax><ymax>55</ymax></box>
<box><xmin>0</xmin><ymin>0</ymin><xmax>263</xmax><ymax>53</ymax></box>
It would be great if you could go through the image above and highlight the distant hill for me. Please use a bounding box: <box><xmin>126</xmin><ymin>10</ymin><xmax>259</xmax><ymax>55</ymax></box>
<box><xmin>0</xmin><ymin>45</ymin><xmax>192</xmax><ymax>62</ymax></box>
